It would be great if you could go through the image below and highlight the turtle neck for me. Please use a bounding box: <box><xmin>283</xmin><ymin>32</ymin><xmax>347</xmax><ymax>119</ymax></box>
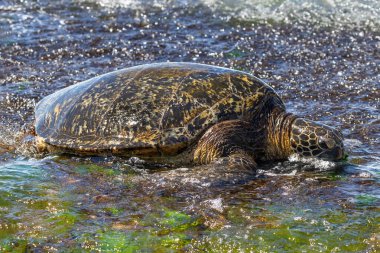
<box><xmin>265</xmin><ymin>108</ymin><xmax>298</xmax><ymax>160</ymax></box>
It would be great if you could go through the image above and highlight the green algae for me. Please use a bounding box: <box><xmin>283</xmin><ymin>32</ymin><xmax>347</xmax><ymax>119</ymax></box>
<box><xmin>75</xmin><ymin>164</ymin><xmax>120</xmax><ymax>176</ymax></box>
<box><xmin>76</xmin><ymin>220</ymin><xmax>193</xmax><ymax>252</ymax></box>
<box><xmin>160</xmin><ymin>211</ymin><xmax>193</xmax><ymax>229</ymax></box>
<box><xmin>224</xmin><ymin>48</ymin><xmax>246</xmax><ymax>58</ymax></box>
<box><xmin>96</xmin><ymin>230</ymin><xmax>140</xmax><ymax>253</ymax></box>
<box><xmin>0</xmin><ymin>239</ymin><xmax>28</xmax><ymax>253</ymax></box>
<box><xmin>103</xmin><ymin>206</ymin><xmax>125</xmax><ymax>216</ymax></box>
<box><xmin>0</xmin><ymin>158</ymin><xmax>378</xmax><ymax>252</ymax></box>
<box><xmin>355</xmin><ymin>194</ymin><xmax>379</xmax><ymax>206</ymax></box>
<box><xmin>0</xmin><ymin>161</ymin><xmax>81</xmax><ymax>252</ymax></box>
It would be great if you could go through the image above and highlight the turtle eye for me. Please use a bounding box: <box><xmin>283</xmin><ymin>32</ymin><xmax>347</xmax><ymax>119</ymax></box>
<box><xmin>325</xmin><ymin>138</ymin><xmax>336</xmax><ymax>149</ymax></box>
<box><xmin>319</xmin><ymin>138</ymin><xmax>335</xmax><ymax>150</ymax></box>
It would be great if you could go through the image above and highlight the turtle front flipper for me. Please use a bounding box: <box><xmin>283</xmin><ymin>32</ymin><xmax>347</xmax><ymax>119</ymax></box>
<box><xmin>194</xmin><ymin>120</ymin><xmax>259</xmax><ymax>171</ymax></box>
<box><xmin>214</xmin><ymin>150</ymin><xmax>257</xmax><ymax>171</ymax></box>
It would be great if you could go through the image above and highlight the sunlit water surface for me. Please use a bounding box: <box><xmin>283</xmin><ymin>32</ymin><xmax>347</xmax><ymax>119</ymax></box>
<box><xmin>0</xmin><ymin>0</ymin><xmax>379</xmax><ymax>252</ymax></box>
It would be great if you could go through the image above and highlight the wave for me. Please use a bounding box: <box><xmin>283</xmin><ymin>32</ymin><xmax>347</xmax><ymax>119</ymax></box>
<box><xmin>90</xmin><ymin>0</ymin><xmax>380</xmax><ymax>28</ymax></box>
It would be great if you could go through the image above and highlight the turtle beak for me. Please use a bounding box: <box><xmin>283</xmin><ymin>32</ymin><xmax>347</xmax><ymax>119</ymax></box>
<box><xmin>335</xmin><ymin>148</ymin><xmax>344</xmax><ymax>161</ymax></box>
<box><xmin>320</xmin><ymin>146</ymin><xmax>345</xmax><ymax>161</ymax></box>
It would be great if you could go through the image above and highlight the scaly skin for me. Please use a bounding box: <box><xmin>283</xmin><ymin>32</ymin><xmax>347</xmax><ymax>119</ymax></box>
<box><xmin>191</xmin><ymin>110</ymin><xmax>344</xmax><ymax>170</ymax></box>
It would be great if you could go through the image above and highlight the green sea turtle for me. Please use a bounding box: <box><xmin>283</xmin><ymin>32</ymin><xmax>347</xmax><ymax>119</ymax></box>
<box><xmin>10</xmin><ymin>63</ymin><xmax>345</xmax><ymax>169</ymax></box>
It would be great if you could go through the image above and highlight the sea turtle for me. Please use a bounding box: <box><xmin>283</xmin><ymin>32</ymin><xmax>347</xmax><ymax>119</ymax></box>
<box><xmin>12</xmin><ymin>63</ymin><xmax>345</xmax><ymax>169</ymax></box>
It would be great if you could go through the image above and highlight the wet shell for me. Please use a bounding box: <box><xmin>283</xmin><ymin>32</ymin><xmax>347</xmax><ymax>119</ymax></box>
<box><xmin>35</xmin><ymin>62</ymin><xmax>284</xmax><ymax>155</ymax></box>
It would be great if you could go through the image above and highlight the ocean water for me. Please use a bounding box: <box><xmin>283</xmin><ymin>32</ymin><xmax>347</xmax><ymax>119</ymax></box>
<box><xmin>0</xmin><ymin>0</ymin><xmax>379</xmax><ymax>251</ymax></box>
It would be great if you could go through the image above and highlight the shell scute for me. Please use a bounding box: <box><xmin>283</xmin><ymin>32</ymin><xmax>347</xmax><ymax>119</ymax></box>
<box><xmin>35</xmin><ymin>63</ymin><xmax>283</xmax><ymax>153</ymax></box>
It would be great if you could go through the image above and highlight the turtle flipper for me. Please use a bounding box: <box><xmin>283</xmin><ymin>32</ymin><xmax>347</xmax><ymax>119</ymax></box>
<box><xmin>194</xmin><ymin>120</ymin><xmax>259</xmax><ymax>172</ymax></box>
<box><xmin>214</xmin><ymin>150</ymin><xmax>257</xmax><ymax>171</ymax></box>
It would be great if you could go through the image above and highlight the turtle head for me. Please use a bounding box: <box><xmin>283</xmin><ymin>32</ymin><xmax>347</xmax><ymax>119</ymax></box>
<box><xmin>290</xmin><ymin>118</ymin><xmax>344</xmax><ymax>161</ymax></box>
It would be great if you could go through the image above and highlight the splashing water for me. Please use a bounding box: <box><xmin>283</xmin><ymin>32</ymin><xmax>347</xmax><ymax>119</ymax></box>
<box><xmin>288</xmin><ymin>153</ymin><xmax>337</xmax><ymax>170</ymax></box>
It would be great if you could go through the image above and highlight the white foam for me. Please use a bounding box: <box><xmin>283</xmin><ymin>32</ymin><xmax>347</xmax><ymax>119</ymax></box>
<box><xmin>343</xmin><ymin>139</ymin><xmax>363</xmax><ymax>151</ymax></box>
<box><xmin>202</xmin><ymin>197</ymin><xmax>224</xmax><ymax>212</ymax></box>
<box><xmin>265</xmin><ymin>169</ymin><xmax>298</xmax><ymax>176</ymax></box>
<box><xmin>288</xmin><ymin>154</ymin><xmax>336</xmax><ymax>170</ymax></box>
<box><xmin>181</xmin><ymin>177</ymin><xmax>201</xmax><ymax>184</ymax></box>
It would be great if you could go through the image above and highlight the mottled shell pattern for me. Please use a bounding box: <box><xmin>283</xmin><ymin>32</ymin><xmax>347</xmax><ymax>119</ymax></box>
<box><xmin>35</xmin><ymin>63</ymin><xmax>284</xmax><ymax>155</ymax></box>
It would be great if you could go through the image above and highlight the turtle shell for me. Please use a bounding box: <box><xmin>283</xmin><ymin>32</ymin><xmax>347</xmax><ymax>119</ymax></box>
<box><xmin>35</xmin><ymin>62</ymin><xmax>284</xmax><ymax>155</ymax></box>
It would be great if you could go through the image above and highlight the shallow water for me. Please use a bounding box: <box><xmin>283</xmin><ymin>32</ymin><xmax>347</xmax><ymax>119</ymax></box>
<box><xmin>0</xmin><ymin>0</ymin><xmax>379</xmax><ymax>252</ymax></box>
